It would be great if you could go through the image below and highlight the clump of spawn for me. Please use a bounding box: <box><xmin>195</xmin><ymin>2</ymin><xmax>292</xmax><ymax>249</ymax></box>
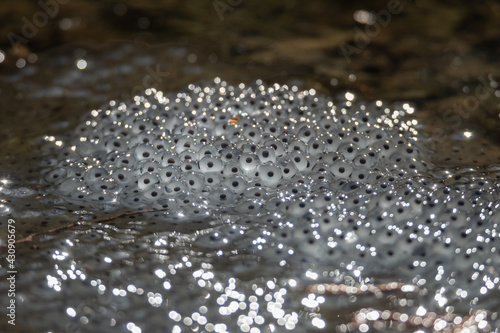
<box><xmin>46</xmin><ymin>78</ymin><xmax>428</xmax><ymax>215</ymax></box>
<box><xmin>44</xmin><ymin>78</ymin><xmax>500</xmax><ymax>322</ymax></box>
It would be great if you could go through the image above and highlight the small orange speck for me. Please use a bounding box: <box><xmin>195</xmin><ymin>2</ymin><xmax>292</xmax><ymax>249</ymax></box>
<box><xmin>229</xmin><ymin>116</ymin><xmax>240</xmax><ymax>125</ymax></box>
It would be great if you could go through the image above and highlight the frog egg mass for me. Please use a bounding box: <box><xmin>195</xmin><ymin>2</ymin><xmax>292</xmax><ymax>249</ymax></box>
<box><xmin>47</xmin><ymin>78</ymin><xmax>430</xmax><ymax>216</ymax></box>
<box><xmin>41</xmin><ymin>78</ymin><xmax>500</xmax><ymax>331</ymax></box>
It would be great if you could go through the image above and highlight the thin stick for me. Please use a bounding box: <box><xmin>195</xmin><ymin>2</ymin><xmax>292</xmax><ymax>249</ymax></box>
<box><xmin>305</xmin><ymin>282</ymin><xmax>418</xmax><ymax>298</ymax></box>
<box><xmin>4</xmin><ymin>209</ymin><xmax>164</xmax><ymax>246</ymax></box>
<box><xmin>351</xmin><ymin>307</ymin><xmax>489</xmax><ymax>332</ymax></box>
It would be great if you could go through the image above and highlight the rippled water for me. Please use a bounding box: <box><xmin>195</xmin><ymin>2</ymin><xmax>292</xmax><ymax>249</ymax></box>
<box><xmin>1</xmin><ymin>41</ymin><xmax>500</xmax><ymax>333</ymax></box>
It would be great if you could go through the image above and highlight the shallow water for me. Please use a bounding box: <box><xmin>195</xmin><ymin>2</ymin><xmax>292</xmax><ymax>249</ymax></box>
<box><xmin>1</xmin><ymin>1</ymin><xmax>500</xmax><ymax>333</ymax></box>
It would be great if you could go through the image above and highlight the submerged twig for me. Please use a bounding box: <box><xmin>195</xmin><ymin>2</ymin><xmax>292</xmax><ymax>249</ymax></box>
<box><xmin>305</xmin><ymin>282</ymin><xmax>418</xmax><ymax>298</ymax></box>
<box><xmin>3</xmin><ymin>209</ymin><xmax>165</xmax><ymax>246</ymax></box>
<box><xmin>303</xmin><ymin>282</ymin><xmax>490</xmax><ymax>332</ymax></box>
<box><xmin>350</xmin><ymin>307</ymin><xmax>490</xmax><ymax>332</ymax></box>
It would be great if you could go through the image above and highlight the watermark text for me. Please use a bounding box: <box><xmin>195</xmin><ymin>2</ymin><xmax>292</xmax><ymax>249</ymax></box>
<box><xmin>6</xmin><ymin>219</ymin><xmax>16</xmax><ymax>326</ymax></box>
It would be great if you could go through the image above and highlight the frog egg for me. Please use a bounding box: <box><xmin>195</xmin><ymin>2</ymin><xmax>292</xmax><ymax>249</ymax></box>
<box><xmin>133</xmin><ymin>144</ymin><xmax>156</xmax><ymax>161</ymax></box>
<box><xmin>88</xmin><ymin>177</ymin><xmax>117</xmax><ymax>192</ymax></box>
<box><xmin>288</xmin><ymin>151</ymin><xmax>309</xmax><ymax>171</ymax></box>
<box><xmin>263</xmin><ymin>196</ymin><xmax>286</xmax><ymax>212</ymax></box>
<box><xmin>60</xmin><ymin>161</ymin><xmax>86</xmax><ymax>178</ymax></box>
<box><xmin>67</xmin><ymin>187</ymin><xmax>89</xmax><ymax>201</ymax></box>
<box><xmin>243</xmin><ymin>187</ymin><xmax>268</xmax><ymax>199</ymax></box>
<box><xmin>164</xmin><ymin>180</ymin><xmax>187</xmax><ymax>196</ymax></box>
<box><xmin>376</xmin><ymin>190</ymin><xmax>400</xmax><ymax>210</ymax></box>
<box><xmin>338</xmin><ymin>142</ymin><xmax>359</xmax><ymax>161</ymax></box>
<box><xmin>86</xmin><ymin>191</ymin><xmax>117</xmax><ymax>208</ymax></box>
<box><xmin>114</xmin><ymin>154</ymin><xmax>136</xmax><ymax>168</ymax></box>
<box><xmin>184</xmin><ymin>172</ymin><xmax>205</xmax><ymax>191</ymax></box>
<box><xmin>277</xmin><ymin>132</ymin><xmax>294</xmax><ymax>147</ymax></box>
<box><xmin>335</xmin><ymin>113</ymin><xmax>355</xmax><ymax>127</ymax></box>
<box><xmin>194</xmin><ymin>230</ymin><xmax>230</xmax><ymax>249</ymax></box>
<box><xmin>213</xmin><ymin>122</ymin><xmax>228</xmax><ymax>136</ymax></box>
<box><xmin>203</xmin><ymin>172</ymin><xmax>222</xmax><ymax>187</ymax></box>
<box><xmin>261</xmin><ymin>123</ymin><xmax>280</xmax><ymax>136</ymax></box>
<box><xmin>306</xmin><ymin>138</ymin><xmax>325</xmax><ymax>156</ymax></box>
<box><xmin>195</xmin><ymin>225</ymin><xmax>246</xmax><ymax>249</ymax></box>
<box><xmin>207</xmin><ymin>187</ymin><xmax>235</xmax><ymax>206</ymax></box>
<box><xmin>262</xmin><ymin>139</ymin><xmax>285</xmax><ymax>157</ymax></box>
<box><xmin>239</xmin><ymin>153</ymin><xmax>259</xmax><ymax>172</ymax></box>
<box><xmin>311</xmin><ymin>194</ymin><xmax>336</xmax><ymax>211</ymax></box>
<box><xmin>234</xmin><ymin>199</ymin><xmax>263</xmax><ymax>214</ymax></box>
<box><xmin>323</xmin><ymin>135</ymin><xmax>342</xmax><ymax>153</ymax></box>
<box><xmin>213</xmin><ymin>138</ymin><xmax>231</xmax><ymax>151</ymax></box>
<box><xmin>184</xmin><ymin>205</ymin><xmax>211</xmax><ymax>219</ymax></box>
<box><xmin>238</xmin><ymin>142</ymin><xmax>258</xmax><ymax>154</ymax></box>
<box><xmin>279</xmin><ymin>160</ymin><xmax>298</xmax><ymax>179</ymax></box>
<box><xmin>112</xmin><ymin>168</ymin><xmax>137</xmax><ymax>184</ymax></box>
<box><xmin>329</xmin><ymin>160</ymin><xmax>353</xmax><ymax>179</ymax></box>
<box><xmin>58</xmin><ymin>177</ymin><xmax>82</xmax><ymax>194</ymax></box>
<box><xmin>104</xmin><ymin>137</ymin><xmax>128</xmax><ymax>153</ymax></box>
<box><xmin>365</xmin><ymin>127</ymin><xmax>388</xmax><ymax>142</ymax></box>
<box><xmin>83</xmin><ymin>167</ymin><xmax>108</xmax><ymax>183</ymax></box>
<box><xmin>446</xmin><ymin>196</ymin><xmax>473</xmax><ymax>211</ymax></box>
<box><xmin>286</xmin><ymin>140</ymin><xmax>307</xmax><ymax>154</ymax></box>
<box><xmin>173</xmin><ymin>122</ymin><xmax>199</xmax><ymax>136</ymax></box>
<box><xmin>311</xmin><ymin>162</ymin><xmax>331</xmax><ymax>174</ymax></box>
<box><xmin>121</xmin><ymin>113</ymin><xmax>138</xmax><ymax>127</ymax></box>
<box><xmin>318</xmin><ymin>116</ymin><xmax>336</xmax><ymax>131</ymax></box>
<box><xmin>257</xmin><ymin>147</ymin><xmax>276</xmax><ymax>164</ymax></box>
<box><xmin>160</xmin><ymin>153</ymin><xmax>180</xmax><ymax>167</ymax></box>
<box><xmin>158</xmin><ymin>166</ymin><xmax>180</xmax><ymax>183</ymax></box>
<box><xmin>138</xmin><ymin>172</ymin><xmax>159</xmax><ymax>191</ymax></box>
<box><xmin>179</xmin><ymin>160</ymin><xmax>199</xmax><ymax>173</ymax></box>
<box><xmin>137</xmin><ymin>160</ymin><xmax>161</xmax><ymax>175</ymax></box>
<box><xmin>178</xmin><ymin>149</ymin><xmax>198</xmax><ymax>163</ymax></box>
<box><xmin>103</xmin><ymin>151</ymin><xmax>121</xmax><ymax>166</ymax></box>
<box><xmin>297</xmin><ymin>125</ymin><xmax>316</xmax><ymax>143</ymax></box>
<box><xmin>175</xmin><ymin>135</ymin><xmax>197</xmax><ymax>154</ymax></box>
<box><xmin>407</xmin><ymin>158</ymin><xmax>429</xmax><ymax>172</ymax></box>
<box><xmin>141</xmin><ymin>185</ymin><xmax>164</xmax><ymax>201</ymax></box>
<box><xmin>258</xmin><ymin>164</ymin><xmax>283</xmax><ymax>187</ymax></box>
<box><xmin>319</xmin><ymin>152</ymin><xmax>341</xmax><ymax>167</ymax></box>
<box><xmin>44</xmin><ymin>167</ymin><xmax>68</xmax><ymax>184</ymax></box>
<box><xmin>197</xmin><ymin>145</ymin><xmax>218</xmax><ymax>159</ymax></box>
<box><xmin>73</xmin><ymin>122</ymin><xmax>92</xmax><ymax>137</ymax></box>
<box><xmin>220</xmin><ymin>147</ymin><xmax>239</xmax><ymax>163</ymax></box>
<box><xmin>130</xmin><ymin>119</ymin><xmax>151</xmax><ymax>134</ymax></box>
<box><xmin>196</xmin><ymin>116</ymin><xmax>215</xmax><ymax>131</ymax></box>
<box><xmin>198</xmin><ymin>155</ymin><xmax>224</xmax><ymax>173</ymax></box>
<box><xmin>152</xmin><ymin>197</ymin><xmax>179</xmax><ymax>210</ymax></box>
<box><xmin>350</xmin><ymin>168</ymin><xmax>370</xmax><ymax>182</ymax></box>
<box><xmin>343</xmin><ymin>132</ymin><xmax>368</xmax><ymax>148</ymax></box>
<box><xmin>397</xmin><ymin>143</ymin><xmax>420</xmax><ymax>159</ymax></box>
<box><xmin>287</xmin><ymin>200</ymin><xmax>312</xmax><ymax>216</ymax></box>
<box><xmin>225</xmin><ymin>126</ymin><xmax>243</xmax><ymax>143</ymax></box>
<box><xmin>133</xmin><ymin>132</ymin><xmax>157</xmax><ymax>146</ymax></box>
<box><xmin>353</xmin><ymin>153</ymin><xmax>376</xmax><ymax>168</ymax></box>
<box><xmin>223</xmin><ymin>175</ymin><xmax>247</xmax><ymax>194</ymax></box>
<box><xmin>388</xmin><ymin>152</ymin><xmax>406</xmax><ymax>165</ymax></box>
<box><xmin>222</xmin><ymin>161</ymin><xmax>244</xmax><ymax>177</ymax></box>
<box><xmin>146</xmin><ymin>135</ymin><xmax>163</xmax><ymax>148</ymax></box>
<box><xmin>310</xmin><ymin>170</ymin><xmax>334</xmax><ymax>185</ymax></box>
<box><xmin>75</xmin><ymin>141</ymin><xmax>98</xmax><ymax>157</ymax></box>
